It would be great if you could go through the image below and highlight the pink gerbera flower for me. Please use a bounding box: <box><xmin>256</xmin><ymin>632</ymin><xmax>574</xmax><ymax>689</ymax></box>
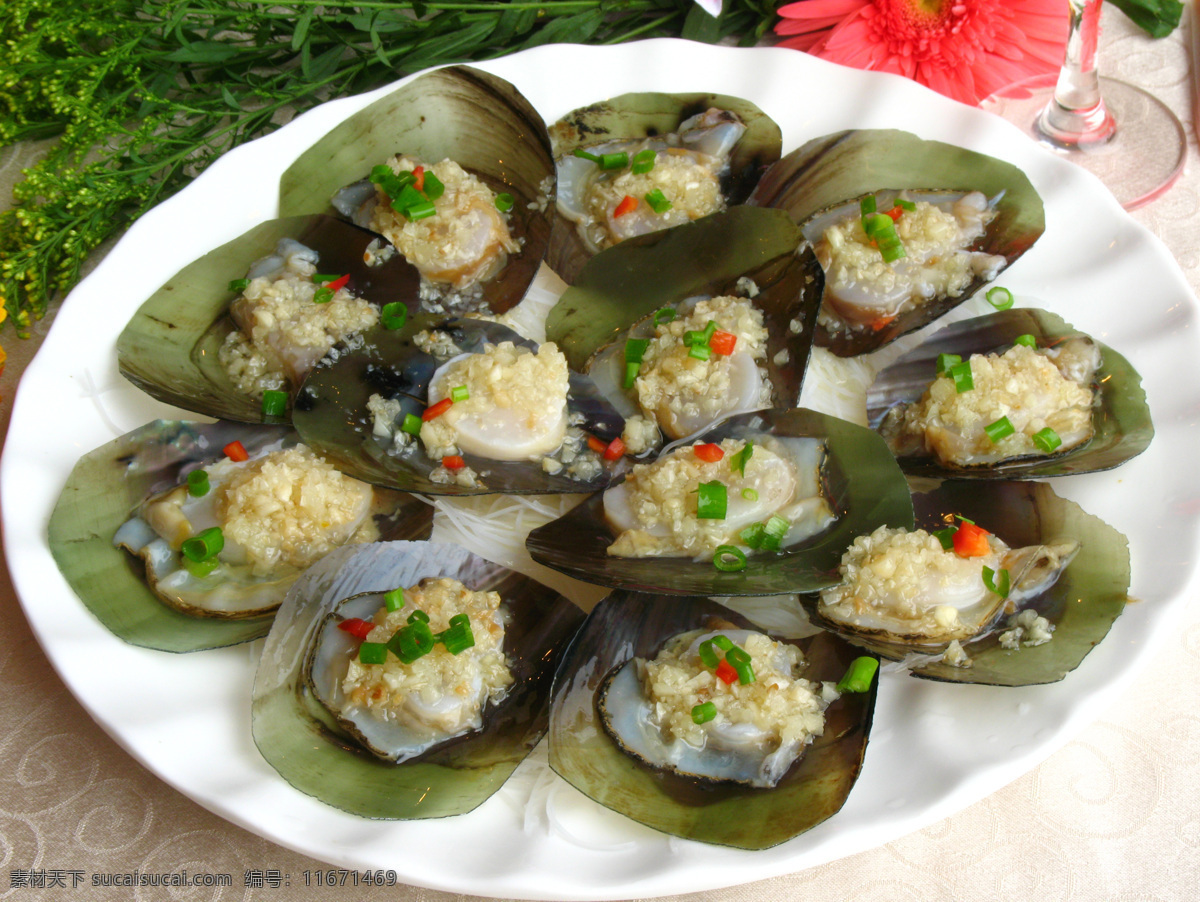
<box><xmin>775</xmin><ymin>0</ymin><xmax>1069</xmax><ymax>105</ymax></box>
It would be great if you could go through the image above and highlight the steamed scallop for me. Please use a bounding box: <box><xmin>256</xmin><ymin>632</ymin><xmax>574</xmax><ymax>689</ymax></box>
<box><xmin>220</xmin><ymin>238</ymin><xmax>380</xmax><ymax>397</ymax></box>
<box><xmin>557</xmin><ymin>108</ymin><xmax>746</xmax><ymax>254</ymax></box>
<box><xmin>817</xmin><ymin>524</ymin><xmax>1079</xmax><ymax>647</ymax></box>
<box><xmin>603</xmin><ymin>435</ymin><xmax>835</xmax><ymax>559</ymax></box>
<box><xmin>114</xmin><ymin>442</ymin><xmax>378</xmax><ymax>618</ymax></box>
<box><xmin>597</xmin><ymin>628</ymin><xmax>837</xmax><ymax>788</ymax></box>
<box><xmin>306</xmin><ymin>576</ymin><xmax>513</xmax><ymax>762</ymax></box>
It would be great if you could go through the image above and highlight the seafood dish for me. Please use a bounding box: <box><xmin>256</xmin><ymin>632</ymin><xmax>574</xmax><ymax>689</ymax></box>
<box><xmin>546</xmin><ymin>92</ymin><xmax>782</xmax><ymax>283</ymax></box>
<box><xmin>252</xmin><ymin>541</ymin><xmax>585</xmax><ymax>819</ymax></box>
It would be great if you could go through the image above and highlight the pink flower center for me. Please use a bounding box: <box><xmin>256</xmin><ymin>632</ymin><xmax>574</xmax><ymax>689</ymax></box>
<box><xmin>867</xmin><ymin>0</ymin><xmax>1000</xmax><ymax>61</ymax></box>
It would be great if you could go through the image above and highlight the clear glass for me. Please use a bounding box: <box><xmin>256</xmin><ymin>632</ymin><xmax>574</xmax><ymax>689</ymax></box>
<box><xmin>979</xmin><ymin>0</ymin><xmax>1185</xmax><ymax>210</ymax></box>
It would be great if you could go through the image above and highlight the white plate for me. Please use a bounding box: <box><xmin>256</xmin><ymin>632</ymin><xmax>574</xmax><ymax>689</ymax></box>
<box><xmin>4</xmin><ymin>40</ymin><xmax>1199</xmax><ymax>901</ymax></box>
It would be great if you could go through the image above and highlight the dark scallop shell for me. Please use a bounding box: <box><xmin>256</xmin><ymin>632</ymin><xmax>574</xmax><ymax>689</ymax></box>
<box><xmin>548</xmin><ymin>592</ymin><xmax>875</xmax><ymax>849</ymax></box>
<box><xmin>47</xmin><ymin>420</ymin><xmax>432</xmax><ymax>652</ymax></box>
<box><xmin>749</xmin><ymin>129</ymin><xmax>1045</xmax><ymax>357</ymax></box>
<box><xmin>292</xmin><ymin>315</ymin><xmax>625</xmax><ymax>495</ymax></box>
<box><xmin>866</xmin><ymin>308</ymin><xmax>1153</xmax><ymax>478</ymax></box>
<box><xmin>278</xmin><ymin>65</ymin><xmax>554</xmax><ymax>315</ymax></box>
<box><xmin>546</xmin><ymin>91</ymin><xmax>782</xmax><ymax>285</ymax></box>
<box><xmin>116</xmin><ymin>215</ymin><xmax>420</xmax><ymax>424</ymax></box>
<box><xmin>526</xmin><ymin>408</ymin><xmax>914</xmax><ymax>596</ymax></box>
<box><xmin>251</xmin><ymin>541</ymin><xmax>585</xmax><ymax>819</ymax></box>
<box><xmin>798</xmin><ymin>480</ymin><xmax>1132</xmax><ymax>686</ymax></box>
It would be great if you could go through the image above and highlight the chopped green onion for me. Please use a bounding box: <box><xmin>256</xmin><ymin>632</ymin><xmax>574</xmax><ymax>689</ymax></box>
<box><xmin>358</xmin><ymin>641</ymin><xmax>389</xmax><ymax>665</ymax></box>
<box><xmin>632</xmin><ymin>149</ymin><xmax>656</xmax><ymax>173</ymax></box>
<box><xmin>696</xmin><ymin>481</ymin><xmax>727</xmax><ymax>519</ymax></box>
<box><xmin>624</xmin><ymin>338</ymin><xmax>650</xmax><ymax>364</ymax></box>
<box><xmin>572</xmin><ymin>148</ymin><xmax>602</xmax><ymax>164</ymax></box>
<box><xmin>644</xmin><ymin>188</ymin><xmax>672</xmax><ymax>214</ymax></box>
<box><xmin>262</xmin><ymin>389</ymin><xmax>288</xmax><ymax>418</ymax></box>
<box><xmin>1032</xmin><ymin>427</ymin><xmax>1062</xmax><ymax>453</ymax></box>
<box><xmin>1014</xmin><ymin>333</ymin><xmax>1038</xmax><ymax>348</ymax></box>
<box><xmin>684</xmin><ymin>329</ymin><xmax>706</xmax><ymax>346</ymax></box>
<box><xmin>383</xmin><ymin>588</ymin><xmax>405</xmax><ymax>612</ymax></box>
<box><xmin>401</xmin><ymin>413</ymin><xmax>423</xmax><ymax>435</ymax></box>
<box><xmin>760</xmin><ymin>514</ymin><xmax>790</xmax><ymax>551</ymax></box>
<box><xmin>227</xmin><ymin>278</ymin><xmax>250</xmax><ymax>293</ymax></box>
<box><xmin>836</xmin><ymin>656</ymin><xmax>879</xmax><ymax>693</ymax></box>
<box><xmin>698</xmin><ymin>639</ymin><xmax>720</xmax><ymax>669</ymax></box>
<box><xmin>311</xmin><ymin>273</ymin><xmax>340</xmax><ymax>285</ymax></box>
<box><xmin>730</xmin><ymin>441</ymin><xmax>753</xmax><ymax>476</ymax></box>
<box><xmin>404</xmin><ymin>198</ymin><xmax>437</xmax><ymax>221</ymax></box>
<box><xmin>407</xmin><ymin>609</ymin><xmax>430</xmax><ymax>624</ymax></box>
<box><xmin>439</xmin><ymin>615</ymin><xmax>475</xmax><ymax>655</ymax></box>
<box><xmin>181</xmin><ymin>526</ymin><xmax>224</xmax><ymax>562</ymax></box>
<box><xmin>623</xmin><ymin>360</ymin><xmax>641</xmax><ymax>390</ymax></box>
<box><xmin>422</xmin><ymin>170</ymin><xmax>445</xmax><ymax>200</ymax></box>
<box><xmin>984</xmin><ymin>416</ymin><xmax>1015</xmax><ymax>443</ymax></box>
<box><xmin>703</xmin><ymin>320</ymin><xmax>718</xmax><ymax>341</ymax></box>
<box><xmin>936</xmin><ymin>353</ymin><xmax>962</xmax><ymax>376</ymax></box>
<box><xmin>691</xmin><ymin>701</ymin><xmax>717</xmax><ymax>724</ymax></box>
<box><xmin>688</xmin><ymin>344</ymin><xmax>711</xmax><ymax>361</ymax></box>
<box><xmin>185</xmin><ymin>469</ymin><xmax>210</xmax><ymax>498</ymax></box>
<box><xmin>711</xmin><ymin>635</ymin><xmax>734</xmax><ymax>652</ymax></box>
<box><xmin>880</xmin><ymin>241</ymin><xmax>907</xmax><ymax>263</ymax></box>
<box><xmin>391</xmin><ymin>183</ymin><xmax>426</xmax><ymax>214</ymax></box>
<box><xmin>574</xmin><ymin>148</ymin><xmax>628</xmax><ymax>170</ymax></box>
<box><xmin>986</xmin><ymin>286</ymin><xmax>1014</xmax><ymax>310</ymax></box>
<box><xmin>860</xmin><ymin>196</ymin><xmax>877</xmax><ymax>216</ymax></box>
<box><xmin>895</xmin><ymin>198</ymin><xmax>917</xmax><ymax>212</ymax></box>
<box><xmin>183</xmin><ymin>556</ymin><xmax>219</xmax><ymax>578</ymax></box>
<box><xmin>741</xmin><ymin>488</ymin><xmax>758</xmax><ymax>501</ymax></box>
<box><xmin>388</xmin><ymin>620</ymin><xmax>435</xmax><ymax>664</ymax></box>
<box><xmin>982</xmin><ymin>565</ymin><xmax>1011</xmax><ymax>598</ymax></box>
<box><xmin>725</xmin><ymin>645</ymin><xmax>755</xmax><ymax>684</ymax></box>
<box><xmin>494</xmin><ymin>192</ymin><xmax>514</xmax><ymax>212</ymax></box>
<box><xmin>739</xmin><ymin>523</ymin><xmax>765</xmax><ymax>549</ymax></box>
<box><xmin>654</xmin><ymin>308</ymin><xmax>676</xmax><ymax>325</ymax></box>
<box><xmin>948</xmin><ymin>360</ymin><xmax>974</xmax><ymax>393</ymax></box>
<box><xmin>450</xmin><ymin>385</ymin><xmax>470</xmax><ymax>403</ymax></box>
<box><xmin>381</xmin><ymin>301</ymin><xmax>408</xmax><ymax>330</ymax></box>
<box><xmin>933</xmin><ymin>527</ymin><xmax>956</xmax><ymax>550</ymax></box>
<box><xmin>712</xmin><ymin>545</ymin><xmax>747</xmax><ymax>571</ymax></box>
<box><xmin>313</xmin><ymin>287</ymin><xmax>334</xmax><ymax>304</ymax></box>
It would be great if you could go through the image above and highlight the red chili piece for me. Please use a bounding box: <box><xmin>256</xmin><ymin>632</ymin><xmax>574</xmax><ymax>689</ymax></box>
<box><xmin>422</xmin><ymin>397</ymin><xmax>454</xmax><ymax>421</ymax></box>
<box><xmin>222</xmin><ymin>440</ymin><xmax>249</xmax><ymax>462</ymax></box>
<box><xmin>602</xmin><ymin>437</ymin><xmax>626</xmax><ymax>461</ymax></box>
<box><xmin>326</xmin><ymin>273</ymin><xmax>351</xmax><ymax>292</ymax></box>
<box><xmin>952</xmin><ymin>521</ymin><xmax>991</xmax><ymax>558</ymax></box>
<box><xmin>442</xmin><ymin>455</ymin><xmax>466</xmax><ymax>470</ymax></box>
<box><xmin>708</xmin><ymin>330</ymin><xmax>737</xmax><ymax>356</ymax></box>
<box><xmin>613</xmin><ymin>195</ymin><xmax>638</xmax><ymax>218</ymax></box>
<box><xmin>337</xmin><ymin>618</ymin><xmax>375</xmax><ymax>641</ymax></box>
<box><xmin>412</xmin><ymin>165</ymin><xmax>425</xmax><ymax>192</ymax></box>
<box><xmin>715</xmin><ymin>659</ymin><xmax>738</xmax><ymax>685</ymax></box>
<box><xmin>885</xmin><ymin>206</ymin><xmax>904</xmax><ymax>222</ymax></box>
<box><xmin>694</xmin><ymin>442</ymin><xmax>724</xmax><ymax>463</ymax></box>
<box><xmin>586</xmin><ymin>435</ymin><xmax>608</xmax><ymax>454</ymax></box>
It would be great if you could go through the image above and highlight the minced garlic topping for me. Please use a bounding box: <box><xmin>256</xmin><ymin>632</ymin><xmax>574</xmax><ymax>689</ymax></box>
<box><xmin>420</xmin><ymin>341</ymin><xmax>569</xmax><ymax>461</ymax></box>
<box><xmin>816</xmin><ymin>193</ymin><xmax>1003</xmax><ymax>327</ymax></box>
<box><xmin>886</xmin><ymin>344</ymin><xmax>1096</xmax><ymax>465</ymax></box>
<box><xmin>219</xmin><ymin>255</ymin><xmax>378</xmax><ymax>395</ymax></box>
<box><xmin>370</xmin><ymin>156</ymin><xmax>518</xmax><ymax>289</ymax></box>
<box><xmin>585</xmin><ymin>149</ymin><xmax>724</xmax><ymax>247</ymax></box>
<box><xmin>639</xmin><ymin>631</ymin><xmax>828</xmax><ymax>752</ymax></box>
<box><xmin>634</xmin><ymin>295</ymin><xmax>770</xmax><ymax>436</ymax></box>
<box><xmin>213</xmin><ymin>445</ymin><xmax>377</xmax><ymax>575</ymax></box>
<box><xmin>341</xmin><ymin>577</ymin><xmax>512</xmax><ymax>733</ymax></box>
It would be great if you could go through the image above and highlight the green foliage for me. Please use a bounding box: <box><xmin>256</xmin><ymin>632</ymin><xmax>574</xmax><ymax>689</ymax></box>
<box><xmin>0</xmin><ymin>0</ymin><xmax>781</xmax><ymax>335</ymax></box>
<box><xmin>1108</xmin><ymin>0</ymin><xmax>1182</xmax><ymax>39</ymax></box>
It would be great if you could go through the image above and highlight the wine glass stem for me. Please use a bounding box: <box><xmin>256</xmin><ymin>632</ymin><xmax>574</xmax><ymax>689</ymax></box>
<box><xmin>1037</xmin><ymin>0</ymin><xmax>1116</xmax><ymax>146</ymax></box>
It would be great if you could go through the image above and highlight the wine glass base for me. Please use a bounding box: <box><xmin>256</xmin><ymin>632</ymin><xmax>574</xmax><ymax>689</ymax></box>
<box><xmin>980</xmin><ymin>73</ymin><xmax>1185</xmax><ymax>210</ymax></box>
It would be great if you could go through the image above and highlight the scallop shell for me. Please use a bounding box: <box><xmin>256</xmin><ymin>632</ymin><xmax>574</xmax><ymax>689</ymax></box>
<box><xmin>749</xmin><ymin>129</ymin><xmax>1045</xmax><ymax>356</ymax></box>
<box><xmin>548</xmin><ymin>593</ymin><xmax>875</xmax><ymax>849</ymax></box>
<box><xmin>279</xmin><ymin>65</ymin><xmax>554</xmax><ymax>315</ymax></box>
<box><xmin>251</xmin><ymin>541</ymin><xmax>585</xmax><ymax>819</ymax></box>
<box><xmin>292</xmin><ymin>315</ymin><xmax>625</xmax><ymax>495</ymax></box>
<box><xmin>47</xmin><ymin>420</ymin><xmax>432</xmax><ymax>652</ymax></box>
<box><xmin>546</xmin><ymin>92</ymin><xmax>781</xmax><ymax>284</ymax></box>
<box><xmin>526</xmin><ymin>408</ymin><xmax>914</xmax><ymax>596</ymax></box>
<box><xmin>798</xmin><ymin>480</ymin><xmax>1132</xmax><ymax>686</ymax></box>
<box><xmin>865</xmin><ymin>308</ymin><xmax>1153</xmax><ymax>478</ymax></box>
<box><xmin>116</xmin><ymin>215</ymin><xmax>420</xmax><ymax>424</ymax></box>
